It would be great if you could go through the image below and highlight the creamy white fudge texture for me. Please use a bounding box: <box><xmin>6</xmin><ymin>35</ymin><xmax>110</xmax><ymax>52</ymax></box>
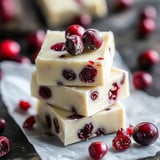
<box><xmin>35</xmin><ymin>30</ymin><xmax>115</xmax><ymax>86</ymax></box>
<box><xmin>31</xmin><ymin>67</ymin><xmax>129</xmax><ymax>116</ymax></box>
<box><xmin>37</xmin><ymin>101</ymin><xmax>126</xmax><ymax>146</ymax></box>
<box><xmin>36</xmin><ymin>0</ymin><xmax>107</xmax><ymax>27</ymax></box>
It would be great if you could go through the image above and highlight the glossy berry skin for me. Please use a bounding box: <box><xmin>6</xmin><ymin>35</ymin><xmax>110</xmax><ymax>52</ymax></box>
<box><xmin>82</xmin><ymin>29</ymin><xmax>103</xmax><ymax>50</ymax></box>
<box><xmin>116</xmin><ymin>0</ymin><xmax>134</xmax><ymax>10</ymax></box>
<box><xmin>19</xmin><ymin>100</ymin><xmax>31</xmax><ymax>111</ymax></box>
<box><xmin>133</xmin><ymin>122</ymin><xmax>159</xmax><ymax>146</ymax></box>
<box><xmin>0</xmin><ymin>118</ymin><xmax>6</xmax><ymax>133</ymax></box>
<box><xmin>138</xmin><ymin>50</ymin><xmax>160</xmax><ymax>69</ymax></box>
<box><xmin>65</xmin><ymin>24</ymin><xmax>85</xmax><ymax>38</ymax></box>
<box><xmin>23</xmin><ymin>115</ymin><xmax>36</xmax><ymax>129</ymax></box>
<box><xmin>88</xmin><ymin>141</ymin><xmax>108</xmax><ymax>160</ymax></box>
<box><xmin>0</xmin><ymin>136</ymin><xmax>10</xmax><ymax>157</ymax></box>
<box><xmin>0</xmin><ymin>40</ymin><xmax>21</xmax><ymax>59</ymax></box>
<box><xmin>132</xmin><ymin>71</ymin><xmax>152</xmax><ymax>90</ymax></box>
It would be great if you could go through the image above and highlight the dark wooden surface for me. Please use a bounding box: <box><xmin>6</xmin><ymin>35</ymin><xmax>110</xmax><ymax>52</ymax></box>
<box><xmin>0</xmin><ymin>0</ymin><xmax>160</xmax><ymax>159</ymax></box>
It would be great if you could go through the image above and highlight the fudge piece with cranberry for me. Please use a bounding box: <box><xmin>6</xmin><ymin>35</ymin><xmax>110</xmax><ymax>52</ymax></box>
<box><xmin>37</xmin><ymin>101</ymin><xmax>125</xmax><ymax>146</ymax></box>
<box><xmin>31</xmin><ymin>67</ymin><xmax>129</xmax><ymax>116</ymax></box>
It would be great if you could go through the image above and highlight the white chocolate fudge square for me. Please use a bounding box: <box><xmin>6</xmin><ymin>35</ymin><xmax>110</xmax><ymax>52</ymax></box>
<box><xmin>37</xmin><ymin>101</ymin><xmax>126</xmax><ymax>146</ymax></box>
<box><xmin>35</xmin><ymin>30</ymin><xmax>115</xmax><ymax>86</ymax></box>
<box><xmin>36</xmin><ymin>0</ymin><xmax>107</xmax><ymax>27</ymax></box>
<box><xmin>31</xmin><ymin>67</ymin><xmax>129</xmax><ymax>116</ymax></box>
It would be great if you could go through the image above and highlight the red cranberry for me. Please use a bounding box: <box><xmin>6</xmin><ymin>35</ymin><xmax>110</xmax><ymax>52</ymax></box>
<box><xmin>116</xmin><ymin>0</ymin><xmax>134</xmax><ymax>10</ymax></box>
<box><xmin>73</xmin><ymin>13</ymin><xmax>92</xmax><ymax>28</ymax></box>
<box><xmin>53</xmin><ymin>118</ymin><xmax>60</xmax><ymax>134</ymax></box>
<box><xmin>0</xmin><ymin>40</ymin><xmax>21</xmax><ymax>59</ymax></box>
<box><xmin>95</xmin><ymin>128</ymin><xmax>106</xmax><ymax>136</ymax></box>
<box><xmin>88</xmin><ymin>141</ymin><xmax>108</xmax><ymax>160</ymax></box>
<box><xmin>0</xmin><ymin>118</ymin><xmax>6</xmax><ymax>133</ymax></box>
<box><xmin>65</xmin><ymin>35</ymin><xmax>84</xmax><ymax>55</ymax></box>
<box><xmin>116</xmin><ymin>128</ymin><xmax>127</xmax><ymax>136</ymax></box>
<box><xmin>0</xmin><ymin>0</ymin><xmax>15</xmax><ymax>22</ymax></box>
<box><xmin>90</xmin><ymin>91</ymin><xmax>99</xmax><ymax>101</ymax></box>
<box><xmin>50</xmin><ymin>42</ymin><xmax>65</xmax><ymax>52</ymax></box>
<box><xmin>132</xmin><ymin>71</ymin><xmax>152</xmax><ymax>90</ymax></box>
<box><xmin>140</xmin><ymin>6</ymin><xmax>157</xmax><ymax>20</ymax></box>
<box><xmin>65</xmin><ymin>24</ymin><xmax>85</xmax><ymax>38</ymax></box>
<box><xmin>23</xmin><ymin>115</ymin><xmax>36</xmax><ymax>128</ymax></box>
<box><xmin>139</xmin><ymin>18</ymin><xmax>156</xmax><ymax>35</ymax></box>
<box><xmin>18</xmin><ymin>100</ymin><xmax>31</xmax><ymax>111</ymax></box>
<box><xmin>79</xmin><ymin>65</ymin><xmax>97</xmax><ymax>83</ymax></box>
<box><xmin>82</xmin><ymin>29</ymin><xmax>103</xmax><ymax>50</ymax></box>
<box><xmin>133</xmin><ymin>122</ymin><xmax>159</xmax><ymax>146</ymax></box>
<box><xmin>0</xmin><ymin>136</ymin><xmax>10</xmax><ymax>157</ymax></box>
<box><xmin>45</xmin><ymin>114</ymin><xmax>51</xmax><ymax>128</ymax></box>
<box><xmin>108</xmin><ymin>83</ymin><xmax>120</xmax><ymax>101</ymax></box>
<box><xmin>126</xmin><ymin>124</ymin><xmax>134</xmax><ymax>136</ymax></box>
<box><xmin>27</xmin><ymin>29</ymin><xmax>45</xmax><ymax>50</ymax></box>
<box><xmin>138</xmin><ymin>49</ymin><xmax>160</xmax><ymax>69</ymax></box>
<box><xmin>62</xmin><ymin>68</ymin><xmax>76</xmax><ymax>81</ymax></box>
<box><xmin>39</xmin><ymin>86</ymin><xmax>52</xmax><ymax>99</ymax></box>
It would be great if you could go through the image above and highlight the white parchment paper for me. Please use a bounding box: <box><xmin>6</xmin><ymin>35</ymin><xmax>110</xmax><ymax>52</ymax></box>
<box><xmin>1</xmin><ymin>53</ymin><xmax>160</xmax><ymax>160</ymax></box>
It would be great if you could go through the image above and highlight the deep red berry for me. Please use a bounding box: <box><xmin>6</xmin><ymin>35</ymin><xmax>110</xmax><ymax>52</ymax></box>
<box><xmin>116</xmin><ymin>128</ymin><xmax>126</xmax><ymax>136</ymax></box>
<box><xmin>140</xmin><ymin>6</ymin><xmax>157</xmax><ymax>20</ymax></box>
<box><xmin>79</xmin><ymin>65</ymin><xmax>97</xmax><ymax>83</ymax></box>
<box><xmin>133</xmin><ymin>122</ymin><xmax>159</xmax><ymax>146</ymax></box>
<box><xmin>23</xmin><ymin>115</ymin><xmax>36</xmax><ymax>128</ymax></box>
<box><xmin>50</xmin><ymin>42</ymin><xmax>65</xmax><ymax>52</ymax></box>
<box><xmin>108</xmin><ymin>83</ymin><xmax>120</xmax><ymax>101</ymax></box>
<box><xmin>132</xmin><ymin>71</ymin><xmax>152</xmax><ymax>90</ymax></box>
<box><xmin>116</xmin><ymin>0</ymin><xmax>134</xmax><ymax>10</ymax></box>
<box><xmin>62</xmin><ymin>68</ymin><xmax>76</xmax><ymax>81</ymax></box>
<box><xmin>90</xmin><ymin>91</ymin><xmax>99</xmax><ymax>101</ymax></box>
<box><xmin>139</xmin><ymin>18</ymin><xmax>156</xmax><ymax>35</ymax></box>
<box><xmin>0</xmin><ymin>118</ymin><xmax>6</xmax><ymax>133</ymax></box>
<box><xmin>65</xmin><ymin>35</ymin><xmax>84</xmax><ymax>55</ymax></box>
<box><xmin>126</xmin><ymin>124</ymin><xmax>134</xmax><ymax>136</ymax></box>
<box><xmin>88</xmin><ymin>141</ymin><xmax>108</xmax><ymax>160</ymax></box>
<box><xmin>112</xmin><ymin>134</ymin><xmax>131</xmax><ymax>151</ymax></box>
<box><xmin>82</xmin><ymin>29</ymin><xmax>103</xmax><ymax>50</ymax></box>
<box><xmin>65</xmin><ymin>24</ymin><xmax>85</xmax><ymax>38</ymax></box>
<box><xmin>39</xmin><ymin>86</ymin><xmax>52</xmax><ymax>99</ymax></box>
<box><xmin>0</xmin><ymin>40</ymin><xmax>21</xmax><ymax>59</ymax></box>
<box><xmin>138</xmin><ymin>49</ymin><xmax>160</xmax><ymax>69</ymax></box>
<box><xmin>19</xmin><ymin>100</ymin><xmax>31</xmax><ymax>111</ymax></box>
<box><xmin>0</xmin><ymin>136</ymin><xmax>10</xmax><ymax>157</ymax></box>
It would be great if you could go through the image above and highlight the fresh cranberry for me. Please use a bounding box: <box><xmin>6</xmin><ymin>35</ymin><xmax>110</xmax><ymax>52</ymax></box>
<box><xmin>139</xmin><ymin>18</ymin><xmax>156</xmax><ymax>35</ymax></box>
<box><xmin>126</xmin><ymin>124</ymin><xmax>134</xmax><ymax>136</ymax></box>
<box><xmin>132</xmin><ymin>71</ymin><xmax>152</xmax><ymax>90</ymax></box>
<box><xmin>78</xmin><ymin>123</ymin><xmax>93</xmax><ymax>140</ymax></box>
<box><xmin>108</xmin><ymin>83</ymin><xmax>120</xmax><ymax>101</ymax></box>
<box><xmin>90</xmin><ymin>91</ymin><xmax>99</xmax><ymax>101</ymax></box>
<box><xmin>67</xmin><ymin>114</ymin><xmax>84</xmax><ymax>120</ymax></box>
<box><xmin>0</xmin><ymin>136</ymin><xmax>10</xmax><ymax>157</ymax></box>
<box><xmin>79</xmin><ymin>65</ymin><xmax>97</xmax><ymax>83</ymax></box>
<box><xmin>62</xmin><ymin>68</ymin><xmax>76</xmax><ymax>81</ymax></box>
<box><xmin>39</xmin><ymin>86</ymin><xmax>52</xmax><ymax>99</ymax></box>
<box><xmin>112</xmin><ymin>134</ymin><xmax>131</xmax><ymax>151</ymax></box>
<box><xmin>140</xmin><ymin>6</ymin><xmax>157</xmax><ymax>20</ymax></box>
<box><xmin>23</xmin><ymin>115</ymin><xmax>36</xmax><ymax>128</ymax></box>
<box><xmin>65</xmin><ymin>24</ymin><xmax>85</xmax><ymax>38</ymax></box>
<box><xmin>0</xmin><ymin>0</ymin><xmax>15</xmax><ymax>22</ymax></box>
<box><xmin>95</xmin><ymin>128</ymin><xmax>106</xmax><ymax>136</ymax></box>
<box><xmin>138</xmin><ymin>49</ymin><xmax>160</xmax><ymax>69</ymax></box>
<box><xmin>50</xmin><ymin>42</ymin><xmax>65</xmax><ymax>52</ymax></box>
<box><xmin>53</xmin><ymin>118</ymin><xmax>60</xmax><ymax>134</ymax></box>
<box><xmin>0</xmin><ymin>118</ymin><xmax>6</xmax><ymax>133</ymax></box>
<box><xmin>45</xmin><ymin>114</ymin><xmax>51</xmax><ymax>128</ymax></box>
<box><xmin>73</xmin><ymin>13</ymin><xmax>92</xmax><ymax>28</ymax></box>
<box><xmin>27</xmin><ymin>29</ymin><xmax>45</xmax><ymax>50</ymax></box>
<box><xmin>65</xmin><ymin>35</ymin><xmax>84</xmax><ymax>55</ymax></box>
<box><xmin>0</xmin><ymin>40</ymin><xmax>21</xmax><ymax>59</ymax></box>
<box><xmin>133</xmin><ymin>122</ymin><xmax>159</xmax><ymax>146</ymax></box>
<box><xmin>82</xmin><ymin>29</ymin><xmax>103</xmax><ymax>50</ymax></box>
<box><xmin>116</xmin><ymin>128</ymin><xmax>127</xmax><ymax>136</ymax></box>
<box><xmin>18</xmin><ymin>100</ymin><xmax>31</xmax><ymax>111</ymax></box>
<box><xmin>88</xmin><ymin>141</ymin><xmax>108</xmax><ymax>160</ymax></box>
<box><xmin>116</xmin><ymin>0</ymin><xmax>134</xmax><ymax>10</ymax></box>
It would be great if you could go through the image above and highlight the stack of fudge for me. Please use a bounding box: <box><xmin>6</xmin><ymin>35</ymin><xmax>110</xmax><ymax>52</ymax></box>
<box><xmin>31</xmin><ymin>29</ymin><xmax>130</xmax><ymax>146</ymax></box>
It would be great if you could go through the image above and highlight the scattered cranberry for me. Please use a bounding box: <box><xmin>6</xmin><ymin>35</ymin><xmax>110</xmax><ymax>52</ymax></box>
<box><xmin>139</xmin><ymin>18</ymin><xmax>156</xmax><ymax>35</ymax></box>
<box><xmin>116</xmin><ymin>0</ymin><xmax>134</xmax><ymax>10</ymax></box>
<box><xmin>62</xmin><ymin>68</ymin><xmax>76</xmax><ymax>81</ymax></box>
<box><xmin>88</xmin><ymin>141</ymin><xmax>108</xmax><ymax>160</ymax></box>
<box><xmin>133</xmin><ymin>122</ymin><xmax>159</xmax><ymax>146</ymax></box>
<box><xmin>0</xmin><ymin>118</ymin><xmax>6</xmax><ymax>133</ymax></box>
<box><xmin>18</xmin><ymin>100</ymin><xmax>31</xmax><ymax>111</ymax></box>
<box><xmin>132</xmin><ymin>71</ymin><xmax>152</xmax><ymax>90</ymax></box>
<box><xmin>138</xmin><ymin>49</ymin><xmax>160</xmax><ymax>69</ymax></box>
<box><xmin>140</xmin><ymin>6</ymin><xmax>157</xmax><ymax>20</ymax></box>
<box><xmin>0</xmin><ymin>40</ymin><xmax>21</xmax><ymax>59</ymax></box>
<box><xmin>65</xmin><ymin>35</ymin><xmax>84</xmax><ymax>55</ymax></box>
<box><xmin>0</xmin><ymin>0</ymin><xmax>15</xmax><ymax>22</ymax></box>
<box><xmin>108</xmin><ymin>83</ymin><xmax>120</xmax><ymax>101</ymax></box>
<box><xmin>65</xmin><ymin>24</ymin><xmax>85</xmax><ymax>38</ymax></box>
<box><xmin>50</xmin><ymin>42</ymin><xmax>65</xmax><ymax>52</ymax></box>
<box><xmin>90</xmin><ymin>91</ymin><xmax>99</xmax><ymax>101</ymax></box>
<box><xmin>53</xmin><ymin>118</ymin><xmax>60</xmax><ymax>134</ymax></box>
<box><xmin>126</xmin><ymin>124</ymin><xmax>134</xmax><ymax>136</ymax></box>
<box><xmin>79</xmin><ymin>65</ymin><xmax>97</xmax><ymax>83</ymax></box>
<box><xmin>23</xmin><ymin>115</ymin><xmax>36</xmax><ymax>129</ymax></box>
<box><xmin>0</xmin><ymin>136</ymin><xmax>10</xmax><ymax>157</ymax></box>
<box><xmin>82</xmin><ymin>29</ymin><xmax>103</xmax><ymax>50</ymax></box>
<box><xmin>39</xmin><ymin>86</ymin><xmax>52</xmax><ymax>99</ymax></box>
<box><xmin>116</xmin><ymin>128</ymin><xmax>127</xmax><ymax>136</ymax></box>
<box><xmin>95</xmin><ymin>128</ymin><xmax>106</xmax><ymax>136</ymax></box>
<box><xmin>73</xmin><ymin>13</ymin><xmax>92</xmax><ymax>28</ymax></box>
